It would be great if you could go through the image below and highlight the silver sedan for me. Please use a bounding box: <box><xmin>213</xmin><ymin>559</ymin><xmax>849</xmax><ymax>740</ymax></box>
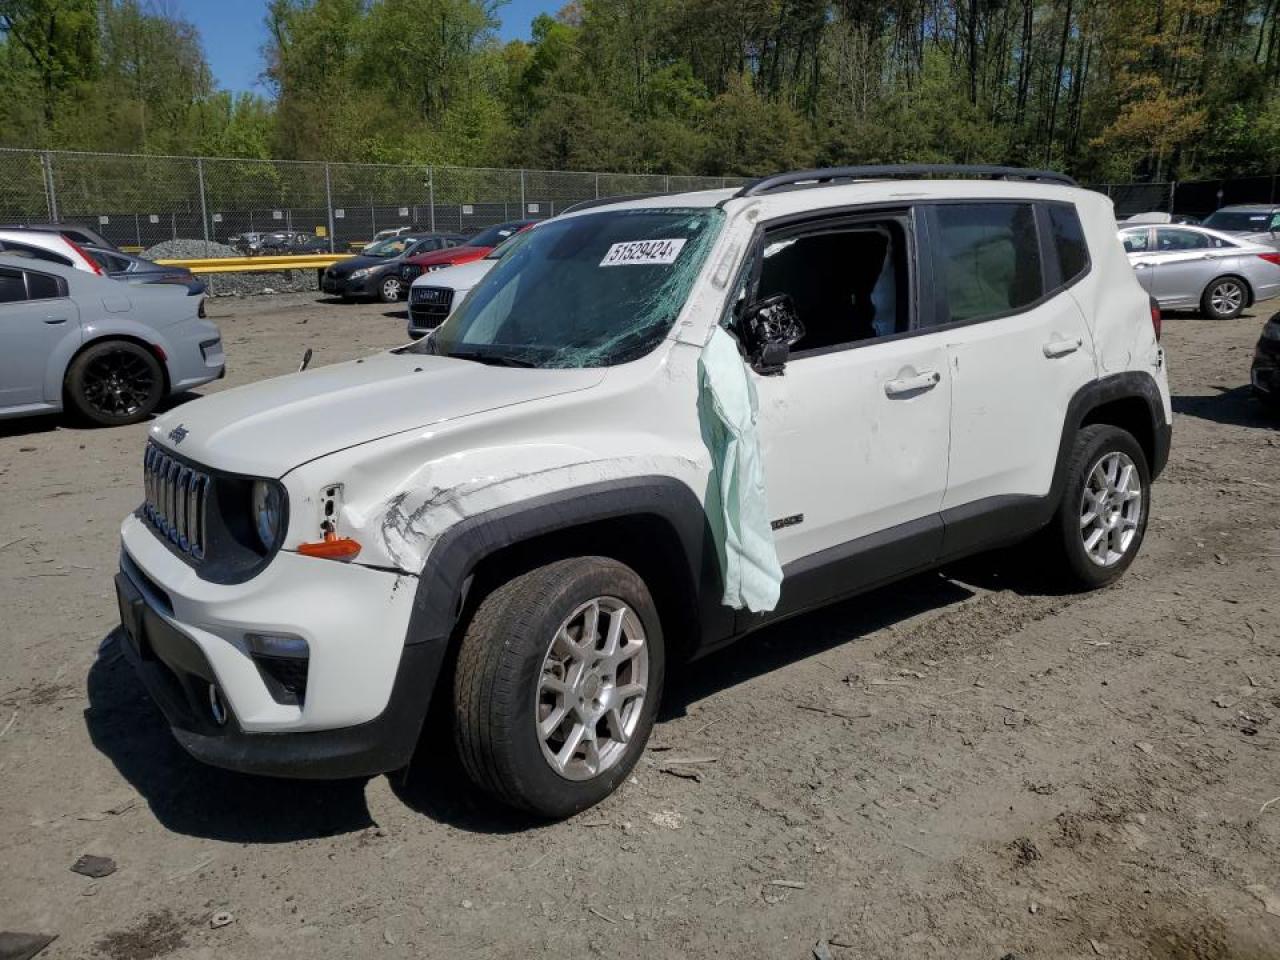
<box><xmin>1118</xmin><ymin>223</ymin><xmax>1280</xmax><ymax>320</ymax></box>
<box><xmin>0</xmin><ymin>253</ymin><xmax>224</xmax><ymax>426</ymax></box>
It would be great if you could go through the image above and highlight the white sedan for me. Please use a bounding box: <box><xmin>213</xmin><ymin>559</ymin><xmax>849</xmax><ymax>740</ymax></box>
<box><xmin>1118</xmin><ymin>223</ymin><xmax>1280</xmax><ymax>319</ymax></box>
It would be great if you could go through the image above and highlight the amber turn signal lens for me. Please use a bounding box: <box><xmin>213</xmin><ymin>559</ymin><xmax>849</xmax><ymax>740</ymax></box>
<box><xmin>297</xmin><ymin>534</ymin><xmax>361</xmax><ymax>560</ymax></box>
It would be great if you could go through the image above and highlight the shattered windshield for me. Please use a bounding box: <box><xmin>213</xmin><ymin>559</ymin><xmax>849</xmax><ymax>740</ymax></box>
<box><xmin>416</xmin><ymin>207</ymin><xmax>723</xmax><ymax>368</ymax></box>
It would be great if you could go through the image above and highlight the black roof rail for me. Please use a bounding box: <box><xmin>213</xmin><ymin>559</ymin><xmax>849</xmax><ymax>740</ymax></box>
<box><xmin>734</xmin><ymin>164</ymin><xmax>1077</xmax><ymax>198</ymax></box>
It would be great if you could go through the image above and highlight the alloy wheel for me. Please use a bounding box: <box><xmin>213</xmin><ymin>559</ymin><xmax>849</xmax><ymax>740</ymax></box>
<box><xmin>1210</xmin><ymin>280</ymin><xmax>1243</xmax><ymax>317</ymax></box>
<box><xmin>1079</xmin><ymin>451</ymin><xmax>1144</xmax><ymax>567</ymax></box>
<box><xmin>535</xmin><ymin>597</ymin><xmax>649</xmax><ymax>781</ymax></box>
<box><xmin>81</xmin><ymin>349</ymin><xmax>157</xmax><ymax>418</ymax></box>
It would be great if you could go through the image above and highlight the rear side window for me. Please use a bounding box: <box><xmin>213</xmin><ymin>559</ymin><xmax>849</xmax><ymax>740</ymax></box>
<box><xmin>0</xmin><ymin>267</ymin><xmax>25</xmax><ymax>303</ymax></box>
<box><xmin>1047</xmin><ymin>205</ymin><xmax>1089</xmax><ymax>284</ymax></box>
<box><xmin>1121</xmin><ymin>229</ymin><xmax>1149</xmax><ymax>253</ymax></box>
<box><xmin>25</xmin><ymin>270</ymin><xmax>63</xmax><ymax>300</ymax></box>
<box><xmin>1156</xmin><ymin>228</ymin><xmax>1210</xmax><ymax>251</ymax></box>
<box><xmin>933</xmin><ymin>203</ymin><xmax>1042</xmax><ymax>324</ymax></box>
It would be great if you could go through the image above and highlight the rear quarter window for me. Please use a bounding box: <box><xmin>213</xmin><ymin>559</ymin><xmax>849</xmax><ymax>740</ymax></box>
<box><xmin>1047</xmin><ymin>204</ymin><xmax>1090</xmax><ymax>284</ymax></box>
<box><xmin>0</xmin><ymin>267</ymin><xmax>26</xmax><ymax>303</ymax></box>
<box><xmin>25</xmin><ymin>270</ymin><xmax>64</xmax><ymax>300</ymax></box>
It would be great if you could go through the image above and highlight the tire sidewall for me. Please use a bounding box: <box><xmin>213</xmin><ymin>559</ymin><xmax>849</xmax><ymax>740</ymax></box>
<box><xmin>67</xmin><ymin>341</ymin><xmax>164</xmax><ymax>427</ymax></box>
<box><xmin>1058</xmin><ymin>425</ymin><xmax>1151</xmax><ymax>587</ymax></box>
<box><xmin>484</xmin><ymin>561</ymin><xmax>665</xmax><ymax>818</ymax></box>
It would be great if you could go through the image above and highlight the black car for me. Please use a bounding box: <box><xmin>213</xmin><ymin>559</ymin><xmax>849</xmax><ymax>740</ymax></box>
<box><xmin>1252</xmin><ymin>312</ymin><xmax>1280</xmax><ymax>410</ymax></box>
<box><xmin>321</xmin><ymin>233</ymin><xmax>467</xmax><ymax>302</ymax></box>
<box><xmin>0</xmin><ymin>221</ymin><xmax>118</xmax><ymax>251</ymax></box>
<box><xmin>84</xmin><ymin>245</ymin><xmax>207</xmax><ymax>299</ymax></box>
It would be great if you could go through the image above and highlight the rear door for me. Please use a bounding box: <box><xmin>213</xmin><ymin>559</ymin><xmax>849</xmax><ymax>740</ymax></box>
<box><xmin>0</xmin><ymin>266</ymin><xmax>80</xmax><ymax>409</ymax></box>
<box><xmin>1149</xmin><ymin>227</ymin><xmax>1221</xmax><ymax>308</ymax></box>
<box><xmin>922</xmin><ymin>200</ymin><xmax>1096</xmax><ymax>553</ymax></box>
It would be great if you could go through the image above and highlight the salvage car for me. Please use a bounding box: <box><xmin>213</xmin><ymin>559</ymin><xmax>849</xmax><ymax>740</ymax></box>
<box><xmin>1119</xmin><ymin>223</ymin><xmax>1280</xmax><ymax>319</ymax></box>
<box><xmin>0</xmin><ymin>221</ymin><xmax>118</xmax><ymax>250</ymax></box>
<box><xmin>113</xmin><ymin>166</ymin><xmax>1172</xmax><ymax>818</ymax></box>
<box><xmin>398</xmin><ymin>219</ymin><xmax>535</xmax><ymax>285</ymax></box>
<box><xmin>0</xmin><ymin>254</ymin><xmax>223</xmax><ymax>425</ymax></box>
<box><xmin>1201</xmin><ymin>205</ymin><xmax>1280</xmax><ymax>248</ymax></box>
<box><xmin>321</xmin><ymin>233</ymin><xmax>467</xmax><ymax>302</ymax></box>
<box><xmin>84</xmin><ymin>245</ymin><xmax>208</xmax><ymax>298</ymax></box>
<box><xmin>0</xmin><ymin>229</ymin><xmax>104</xmax><ymax>274</ymax></box>
<box><xmin>1252</xmin><ymin>312</ymin><xmax>1280</xmax><ymax>409</ymax></box>
<box><xmin>405</xmin><ymin>229</ymin><xmax>533</xmax><ymax>336</ymax></box>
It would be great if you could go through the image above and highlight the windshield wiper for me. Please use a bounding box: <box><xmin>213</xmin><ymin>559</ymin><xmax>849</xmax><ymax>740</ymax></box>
<box><xmin>445</xmin><ymin>349</ymin><xmax>537</xmax><ymax>368</ymax></box>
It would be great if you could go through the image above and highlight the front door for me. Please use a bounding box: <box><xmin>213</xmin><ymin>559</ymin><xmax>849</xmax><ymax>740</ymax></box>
<box><xmin>736</xmin><ymin>212</ymin><xmax>952</xmax><ymax>620</ymax></box>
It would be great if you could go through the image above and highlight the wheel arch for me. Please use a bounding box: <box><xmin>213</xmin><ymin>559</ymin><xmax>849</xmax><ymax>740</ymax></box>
<box><xmin>62</xmin><ymin>332</ymin><xmax>172</xmax><ymax>402</ymax></box>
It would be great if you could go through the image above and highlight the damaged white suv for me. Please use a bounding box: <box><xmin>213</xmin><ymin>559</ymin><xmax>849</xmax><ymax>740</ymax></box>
<box><xmin>114</xmin><ymin>166</ymin><xmax>1172</xmax><ymax>817</ymax></box>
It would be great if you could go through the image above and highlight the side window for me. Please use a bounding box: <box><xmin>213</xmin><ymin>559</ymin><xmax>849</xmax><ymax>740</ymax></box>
<box><xmin>1121</xmin><ymin>229</ymin><xmax>1149</xmax><ymax>253</ymax></box>
<box><xmin>933</xmin><ymin>203</ymin><xmax>1042</xmax><ymax>324</ymax></box>
<box><xmin>25</xmin><ymin>270</ymin><xmax>64</xmax><ymax>300</ymax></box>
<box><xmin>0</xmin><ymin>267</ymin><xmax>26</xmax><ymax>303</ymax></box>
<box><xmin>1047</xmin><ymin>204</ymin><xmax>1089</xmax><ymax>284</ymax></box>
<box><xmin>1271</xmin><ymin>214</ymin><xmax>1280</xmax><ymax>231</ymax></box>
<box><xmin>1156</xmin><ymin>228</ymin><xmax>1209</xmax><ymax>251</ymax></box>
<box><xmin>749</xmin><ymin>218</ymin><xmax>911</xmax><ymax>354</ymax></box>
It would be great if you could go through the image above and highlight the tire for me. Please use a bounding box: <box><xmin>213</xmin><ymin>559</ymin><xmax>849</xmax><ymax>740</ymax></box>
<box><xmin>453</xmin><ymin>557</ymin><xmax>665</xmax><ymax>818</ymax></box>
<box><xmin>65</xmin><ymin>340</ymin><xmax>165</xmax><ymax>427</ymax></box>
<box><xmin>1046</xmin><ymin>424</ymin><xmax>1151</xmax><ymax>589</ymax></box>
<box><xmin>378</xmin><ymin>275</ymin><xmax>403</xmax><ymax>303</ymax></box>
<box><xmin>1201</xmin><ymin>276</ymin><xmax>1247</xmax><ymax>320</ymax></box>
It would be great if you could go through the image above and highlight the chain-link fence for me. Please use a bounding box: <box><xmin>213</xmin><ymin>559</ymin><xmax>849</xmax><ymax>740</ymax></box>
<box><xmin>0</xmin><ymin>148</ymin><xmax>744</xmax><ymax>254</ymax></box>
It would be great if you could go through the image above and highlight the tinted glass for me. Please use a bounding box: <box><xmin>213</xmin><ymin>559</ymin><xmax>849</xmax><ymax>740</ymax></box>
<box><xmin>1156</xmin><ymin>228</ymin><xmax>1210</xmax><ymax>251</ymax></box>
<box><xmin>1202</xmin><ymin>210</ymin><xmax>1273</xmax><ymax>231</ymax></box>
<box><xmin>0</xmin><ymin>267</ymin><xmax>25</xmax><ymax>303</ymax></box>
<box><xmin>935</xmin><ymin>203</ymin><xmax>1042</xmax><ymax>323</ymax></box>
<box><xmin>1048</xmin><ymin>205</ymin><xmax>1089</xmax><ymax>283</ymax></box>
<box><xmin>0</xmin><ymin>240</ymin><xmax>73</xmax><ymax>267</ymax></box>
<box><xmin>1121</xmin><ymin>229</ymin><xmax>1149</xmax><ymax>253</ymax></box>
<box><xmin>468</xmin><ymin>223</ymin><xmax>524</xmax><ymax>247</ymax></box>
<box><xmin>25</xmin><ymin>271</ymin><xmax>62</xmax><ymax>300</ymax></box>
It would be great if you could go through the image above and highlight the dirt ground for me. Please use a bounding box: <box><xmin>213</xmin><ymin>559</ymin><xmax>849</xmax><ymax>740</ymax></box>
<box><xmin>1</xmin><ymin>292</ymin><xmax>1278</xmax><ymax>960</ymax></box>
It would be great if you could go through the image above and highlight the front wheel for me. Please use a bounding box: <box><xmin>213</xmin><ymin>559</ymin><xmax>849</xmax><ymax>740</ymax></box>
<box><xmin>378</xmin><ymin>275</ymin><xmax>403</xmax><ymax>302</ymax></box>
<box><xmin>1201</xmin><ymin>276</ymin><xmax>1247</xmax><ymax>320</ymax></box>
<box><xmin>453</xmin><ymin>557</ymin><xmax>665</xmax><ymax>818</ymax></box>
<box><xmin>1046</xmin><ymin>424</ymin><xmax>1151</xmax><ymax>589</ymax></box>
<box><xmin>65</xmin><ymin>340</ymin><xmax>165</xmax><ymax>426</ymax></box>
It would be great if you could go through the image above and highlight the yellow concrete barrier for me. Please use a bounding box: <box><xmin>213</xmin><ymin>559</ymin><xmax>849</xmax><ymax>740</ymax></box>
<box><xmin>152</xmin><ymin>253</ymin><xmax>355</xmax><ymax>273</ymax></box>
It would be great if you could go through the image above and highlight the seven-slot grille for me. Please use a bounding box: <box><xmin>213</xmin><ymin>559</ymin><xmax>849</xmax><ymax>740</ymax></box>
<box><xmin>143</xmin><ymin>444</ymin><xmax>212</xmax><ymax>559</ymax></box>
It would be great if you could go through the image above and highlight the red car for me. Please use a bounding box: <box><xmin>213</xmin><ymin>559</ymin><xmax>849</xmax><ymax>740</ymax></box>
<box><xmin>399</xmin><ymin>220</ymin><xmax>535</xmax><ymax>285</ymax></box>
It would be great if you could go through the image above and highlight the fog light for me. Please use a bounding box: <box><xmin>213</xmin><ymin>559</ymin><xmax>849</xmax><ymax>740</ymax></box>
<box><xmin>246</xmin><ymin>633</ymin><xmax>310</xmax><ymax>706</ymax></box>
<box><xmin>208</xmin><ymin>684</ymin><xmax>228</xmax><ymax>726</ymax></box>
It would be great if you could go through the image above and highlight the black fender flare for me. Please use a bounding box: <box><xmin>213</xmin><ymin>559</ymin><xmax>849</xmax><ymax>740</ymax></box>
<box><xmin>401</xmin><ymin>475</ymin><xmax>729</xmax><ymax>650</ymax></box>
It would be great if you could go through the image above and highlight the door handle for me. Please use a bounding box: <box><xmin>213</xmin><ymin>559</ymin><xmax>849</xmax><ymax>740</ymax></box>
<box><xmin>1043</xmin><ymin>337</ymin><xmax>1083</xmax><ymax>358</ymax></box>
<box><xmin>43</xmin><ymin>315</ymin><xmax>68</xmax><ymax>325</ymax></box>
<box><xmin>884</xmin><ymin>370</ymin><xmax>941</xmax><ymax>397</ymax></box>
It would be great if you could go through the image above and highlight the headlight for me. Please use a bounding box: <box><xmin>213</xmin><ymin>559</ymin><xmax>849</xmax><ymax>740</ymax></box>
<box><xmin>427</xmin><ymin>263</ymin><xmax>452</xmax><ymax>273</ymax></box>
<box><xmin>252</xmin><ymin>480</ymin><xmax>284</xmax><ymax>550</ymax></box>
<box><xmin>349</xmin><ymin>267</ymin><xmax>370</xmax><ymax>279</ymax></box>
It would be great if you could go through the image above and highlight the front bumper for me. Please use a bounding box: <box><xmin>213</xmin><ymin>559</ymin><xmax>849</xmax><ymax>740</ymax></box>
<box><xmin>115</xmin><ymin>515</ymin><xmax>441</xmax><ymax>778</ymax></box>
<box><xmin>321</xmin><ymin>271</ymin><xmax>374</xmax><ymax>297</ymax></box>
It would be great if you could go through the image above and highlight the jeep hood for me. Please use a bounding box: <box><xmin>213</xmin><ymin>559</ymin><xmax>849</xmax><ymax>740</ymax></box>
<box><xmin>148</xmin><ymin>351</ymin><xmax>604</xmax><ymax>477</ymax></box>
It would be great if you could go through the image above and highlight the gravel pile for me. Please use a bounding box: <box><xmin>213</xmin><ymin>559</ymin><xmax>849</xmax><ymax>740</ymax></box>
<box><xmin>142</xmin><ymin>238</ymin><xmax>321</xmax><ymax>297</ymax></box>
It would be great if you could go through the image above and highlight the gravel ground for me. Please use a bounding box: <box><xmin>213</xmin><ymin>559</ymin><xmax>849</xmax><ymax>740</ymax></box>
<box><xmin>0</xmin><ymin>294</ymin><xmax>1278</xmax><ymax>960</ymax></box>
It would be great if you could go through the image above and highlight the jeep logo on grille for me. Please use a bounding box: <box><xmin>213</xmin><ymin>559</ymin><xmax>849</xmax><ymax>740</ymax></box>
<box><xmin>168</xmin><ymin>424</ymin><xmax>189</xmax><ymax>444</ymax></box>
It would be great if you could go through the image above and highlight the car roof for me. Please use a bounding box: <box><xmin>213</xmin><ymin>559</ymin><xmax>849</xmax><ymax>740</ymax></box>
<box><xmin>1212</xmin><ymin>204</ymin><xmax>1279</xmax><ymax>213</ymax></box>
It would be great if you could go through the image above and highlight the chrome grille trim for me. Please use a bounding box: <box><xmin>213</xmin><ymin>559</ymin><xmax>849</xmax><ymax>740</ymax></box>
<box><xmin>143</xmin><ymin>444</ymin><xmax>211</xmax><ymax>560</ymax></box>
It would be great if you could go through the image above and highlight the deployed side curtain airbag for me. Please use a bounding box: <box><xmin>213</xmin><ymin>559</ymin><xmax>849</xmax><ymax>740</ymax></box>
<box><xmin>697</xmin><ymin>326</ymin><xmax>783</xmax><ymax>613</ymax></box>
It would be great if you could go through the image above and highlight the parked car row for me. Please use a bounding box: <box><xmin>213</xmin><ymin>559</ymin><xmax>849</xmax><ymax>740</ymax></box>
<box><xmin>0</xmin><ymin>223</ymin><xmax>221</xmax><ymax>426</ymax></box>
<box><xmin>228</xmin><ymin>231</ymin><xmax>334</xmax><ymax>256</ymax></box>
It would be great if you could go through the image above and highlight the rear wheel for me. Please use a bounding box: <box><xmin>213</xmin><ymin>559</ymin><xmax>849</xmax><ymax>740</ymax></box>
<box><xmin>65</xmin><ymin>340</ymin><xmax>164</xmax><ymax>427</ymax></box>
<box><xmin>1046</xmin><ymin>424</ymin><xmax>1150</xmax><ymax>589</ymax></box>
<box><xmin>1201</xmin><ymin>276</ymin><xmax>1247</xmax><ymax>320</ymax></box>
<box><xmin>453</xmin><ymin>557</ymin><xmax>664</xmax><ymax>818</ymax></box>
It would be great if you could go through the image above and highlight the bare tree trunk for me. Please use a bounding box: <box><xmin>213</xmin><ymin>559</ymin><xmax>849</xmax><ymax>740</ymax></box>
<box><xmin>1045</xmin><ymin>0</ymin><xmax>1075</xmax><ymax>167</ymax></box>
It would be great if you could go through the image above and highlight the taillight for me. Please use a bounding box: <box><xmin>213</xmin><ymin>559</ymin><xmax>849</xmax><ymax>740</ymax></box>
<box><xmin>1258</xmin><ymin>253</ymin><xmax>1280</xmax><ymax>267</ymax></box>
<box><xmin>63</xmin><ymin>234</ymin><xmax>103</xmax><ymax>275</ymax></box>
<box><xmin>1149</xmin><ymin>297</ymin><xmax>1162</xmax><ymax>342</ymax></box>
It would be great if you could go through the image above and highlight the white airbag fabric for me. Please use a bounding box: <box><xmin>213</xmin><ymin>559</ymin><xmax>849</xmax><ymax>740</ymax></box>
<box><xmin>697</xmin><ymin>327</ymin><xmax>783</xmax><ymax>613</ymax></box>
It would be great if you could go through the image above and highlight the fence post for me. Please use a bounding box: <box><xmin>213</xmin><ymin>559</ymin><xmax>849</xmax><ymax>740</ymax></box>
<box><xmin>520</xmin><ymin>169</ymin><xmax>526</xmax><ymax>215</ymax></box>
<box><xmin>1168</xmin><ymin>180</ymin><xmax>1177</xmax><ymax>214</ymax></box>
<box><xmin>1272</xmin><ymin>174</ymin><xmax>1277</xmax><ymax>204</ymax></box>
<box><xmin>196</xmin><ymin>157</ymin><xmax>210</xmax><ymax>253</ymax></box>
<box><xmin>428</xmin><ymin>166</ymin><xmax>436</xmax><ymax>232</ymax></box>
<box><xmin>41</xmin><ymin>151</ymin><xmax>59</xmax><ymax>221</ymax></box>
<box><xmin>324</xmin><ymin>163</ymin><xmax>335</xmax><ymax>253</ymax></box>
<box><xmin>595</xmin><ymin>173</ymin><xmax>600</xmax><ymax>199</ymax></box>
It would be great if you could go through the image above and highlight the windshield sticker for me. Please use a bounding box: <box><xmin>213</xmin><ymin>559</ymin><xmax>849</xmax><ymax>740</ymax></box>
<box><xmin>600</xmin><ymin>238</ymin><xmax>688</xmax><ymax>267</ymax></box>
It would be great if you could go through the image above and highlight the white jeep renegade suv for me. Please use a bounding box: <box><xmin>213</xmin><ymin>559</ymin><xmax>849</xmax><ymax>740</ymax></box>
<box><xmin>114</xmin><ymin>166</ymin><xmax>1172</xmax><ymax>818</ymax></box>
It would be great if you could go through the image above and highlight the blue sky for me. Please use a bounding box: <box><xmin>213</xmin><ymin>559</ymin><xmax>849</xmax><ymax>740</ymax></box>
<box><xmin>172</xmin><ymin>0</ymin><xmax>558</xmax><ymax>95</ymax></box>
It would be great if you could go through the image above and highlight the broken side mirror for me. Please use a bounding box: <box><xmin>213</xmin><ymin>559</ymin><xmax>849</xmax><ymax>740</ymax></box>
<box><xmin>741</xmin><ymin>293</ymin><xmax>804</xmax><ymax>375</ymax></box>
